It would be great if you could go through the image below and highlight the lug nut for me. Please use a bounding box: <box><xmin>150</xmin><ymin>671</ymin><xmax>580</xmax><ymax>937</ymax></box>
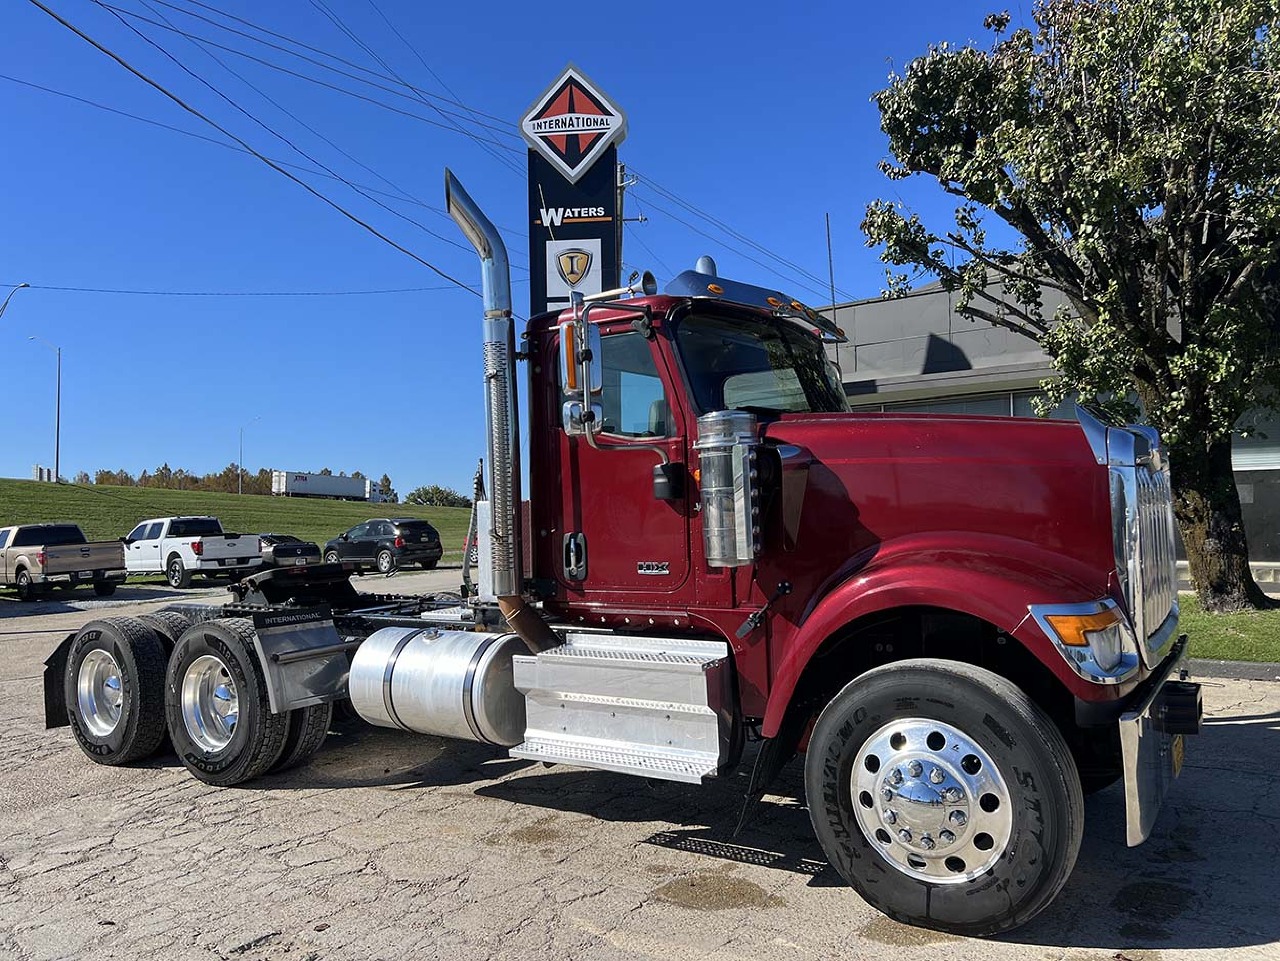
<box><xmin>939</xmin><ymin>830</ymin><xmax>956</xmax><ymax>846</ymax></box>
<box><xmin>907</xmin><ymin>760</ymin><xmax>923</xmax><ymax>778</ymax></box>
<box><xmin>949</xmin><ymin>810</ymin><xmax>967</xmax><ymax>826</ymax></box>
<box><xmin>889</xmin><ymin>768</ymin><xmax>904</xmax><ymax>785</ymax></box>
<box><xmin>883</xmin><ymin>810</ymin><xmax>897</xmax><ymax>825</ymax></box>
<box><xmin>929</xmin><ymin>766</ymin><xmax>945</xmax><ymax>784</ymax></box>
<box><xmin>897</xmin><ymin>829</ymin><xmax>912</xmax><ymax>843</ymax></box>
<box><xmin>880</xmin><ymin>786</ymin><xmax>893</xmax><ymax>801</ymax></box>
<box><xmin>919</xmin><ymin>834</ymin><xmax>935</xmax><ymax>850</ymax></box>
<box><xmin>942</xmin><ymin>788</ymin><xmax>964</xmax><ymax>803</ymax></box>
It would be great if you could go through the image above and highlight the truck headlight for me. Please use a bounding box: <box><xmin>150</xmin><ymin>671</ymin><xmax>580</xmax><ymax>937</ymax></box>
<box><xmin>1030</xmin><ymin>599</ymin><xmax>1140</xmax><ymax>684</ymax></box>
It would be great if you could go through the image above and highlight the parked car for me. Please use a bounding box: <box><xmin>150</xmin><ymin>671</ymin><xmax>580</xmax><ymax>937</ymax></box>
<box><xmin>123</xmin><ymin>516</ymin><xmax>263</xmax><ymax>588</ymax></box>
<box><xmin>0</xmin><ymin>523</ymin><xmax>127</xmax><ymax>601</ymax></box>
<box><xmin>258</xmin><ymin>533</ymin><xmax>322</xmax><ymax>568</ymax></box>
<box><xmin>323</xmin><ymin>518</ymin><xmax>443</xmax><ymax>572</ymax></box>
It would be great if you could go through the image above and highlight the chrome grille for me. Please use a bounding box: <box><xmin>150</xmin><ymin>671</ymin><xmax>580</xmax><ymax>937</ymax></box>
<box><xmin>1130</xmin><ymin>463</ymin><xmax>1178</xmax><ymax>657</ymax></box>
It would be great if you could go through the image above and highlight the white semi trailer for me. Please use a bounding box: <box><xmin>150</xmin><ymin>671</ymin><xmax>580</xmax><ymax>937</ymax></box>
<box><xmin>270</xmin><ymin>470</ymin><xmax>384</xmax><ymax>501</ymax></box>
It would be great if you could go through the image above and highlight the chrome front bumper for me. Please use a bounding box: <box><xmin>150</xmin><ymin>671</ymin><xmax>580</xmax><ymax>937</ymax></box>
<box><xmin>1120</xmin><ymin>635</ymin><xmax>1201</xmax><ymax>845</ymax></box>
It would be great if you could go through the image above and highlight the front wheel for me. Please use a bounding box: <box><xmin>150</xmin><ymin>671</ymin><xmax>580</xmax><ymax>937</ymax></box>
<box><xmin>376</xmin><ymin>549</ymin><xmax>395</xmax><ymax>574</ymax></box>
<box><xmin>93</xmin><ymin>581</ymin><xmax>117</xmax><ymax>597</ymax></box>
<box><xmin>420</xmin><ymin>559</ymin><xmax>438</xmax><ymax>570</ymax></box>
<box><xmin>804</xmin><ymin>659</ymin><xmax>1083</xmax><ymax>937</ymax></box>
<box><xmin>324</xmin><ymin>550</ymin><xmax>340</xmax><ymax>564</ymax></box>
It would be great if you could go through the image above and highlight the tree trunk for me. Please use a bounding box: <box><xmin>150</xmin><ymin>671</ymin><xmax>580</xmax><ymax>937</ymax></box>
<box><xmin>1169</xmin><ymin>435</ymin><xmax>1273</xmax><ymax>612</ymax></box>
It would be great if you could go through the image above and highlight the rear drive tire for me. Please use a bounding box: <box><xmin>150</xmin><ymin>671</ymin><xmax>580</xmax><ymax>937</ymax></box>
<box><xmin>166</xmin><ymin>556</ymin><xmax>192</xmax><ymax>589</ymax></box>
<box><xmin>272</xmin><ymin>702</ymin><xmax>333</xmax><ymax>772</ymax></box>
<box><xmin>804</xmin><ymin>658</ymin><xmax>1084</xmax><ymax>937</ymax></box>
<box><xmin>15</xmin><ymin>569</ymin><xmax>39</xmax><ymax>602</ymax></box>
<box><xmin>64</xmin><ymin>617</ymin><xmax>168</xmax><ymax>764</ymax></box>
<box><xmin>93</xmin><ymin>582</ymin><xmax>117</xmax><ymax>597</ymax></box>
<box><xmin>165</xmin><ymin>618</ymin><xmax>288</xmax><ymax>786</ymax></box>
<box><xmin>138</xmin><ymin>610</ymin><xmax>194</xmax><ymax>655</ymax></box>
<box><xmin>376</xmin><ymin>549</ymin><xmax>395</xmax><ymax>574</ymax></box>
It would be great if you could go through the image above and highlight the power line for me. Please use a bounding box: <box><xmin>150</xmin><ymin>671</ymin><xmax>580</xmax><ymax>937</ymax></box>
<box><xmin>157</xmin><ymin>0</ymin><xmax>515</xmax><ymax>128</ymax></box>
<box><xmin>305</xmin><ymin>0</ymin><xmax>523</xmax><ymax>177</ymax></box>
<box><xmin>26</xmin><ymin>0</ymin><xmax>478</xmax><ymax>295</ymax></box>
<box><xmin>109</xmin><ymin>0</ymin><xmax>477</xmax><ymax>260</ymax></box>
<box><xmin>1</xmin><ymin>281</ymin><xmax>467</xmax><ymax>296</ymax></box>
<box><xmin>99</xmin><ymin>2</ymin><xmax>522</xmax><ymax>148</ymax></box>
<box><xmin>0</xmin><ymin>71</ymin><xmax>529</xmax><ymax>253</ymax></box>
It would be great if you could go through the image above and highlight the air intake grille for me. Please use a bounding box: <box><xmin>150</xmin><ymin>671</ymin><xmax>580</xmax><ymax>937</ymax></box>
<box><xmin>1134</xmin><ymin>464</ymin><xmax>1177</xmax><ymax>651</ymax></box>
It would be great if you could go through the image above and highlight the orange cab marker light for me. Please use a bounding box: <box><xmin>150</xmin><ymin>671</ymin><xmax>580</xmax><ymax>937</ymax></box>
<box><xmin>766</xmin><ymin>296</ymin><xmax>783</xmax><ymax>307</ymax></box>
<box><xmin>708</xmin><ymin>284</ymin><xmax>724</xmax><ymax>295</ymax></box>
<box><xmin>563</xmin><ymin>325</ymin><xmax>578</xmax><ymax>391</ymax></box>
<box><xmin>1044</xmin><ymin>608</ymin><xmax>1122</xmax><ymax>647</ymax></box>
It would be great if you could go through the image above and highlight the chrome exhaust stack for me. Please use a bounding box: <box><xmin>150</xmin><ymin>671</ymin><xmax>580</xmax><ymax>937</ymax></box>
<box><xmin>446</xmin><ymin>170</ymin><xmax>556</xmax><ymax>653</ymax></box>
<box><xmin>446</xmin><ymin>169</ymin><xmax>520</xmax><ymax>600</ymax></box>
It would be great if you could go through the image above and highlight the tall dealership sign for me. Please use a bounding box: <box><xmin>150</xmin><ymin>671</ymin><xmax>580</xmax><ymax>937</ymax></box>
<box><xmin>521</xmin><ymin>64</ymin><xmax>627</xmax><ymax>316</ymax></box>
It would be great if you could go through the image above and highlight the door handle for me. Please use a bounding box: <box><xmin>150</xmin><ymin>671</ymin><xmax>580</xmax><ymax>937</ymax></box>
<box><xmin>562</xmin><ymin>532</ymin><xmax>587</xmax><ymax>581</ymax></box>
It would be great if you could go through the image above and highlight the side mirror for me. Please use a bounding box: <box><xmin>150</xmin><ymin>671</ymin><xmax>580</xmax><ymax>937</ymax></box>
<box><xmin>559</xmin><ymin>320</ymin><xmax>602</xmax><ymax>399</ymax></box>
<box><xmin>121</xmin><ymin>537</ymin><xmax>134</xmax><ymax>545</ymax></box>
<box><xmin>340</xmin><ymin>533</ymin><xmax>350</xmax><ymax>541</ymax></box>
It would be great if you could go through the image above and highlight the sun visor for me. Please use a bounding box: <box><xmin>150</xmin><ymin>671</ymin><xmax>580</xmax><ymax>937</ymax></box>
<box><xmin>665</xmin><ymin>269</ymin><xmax>846</xmax><ymax>343</ymax></box>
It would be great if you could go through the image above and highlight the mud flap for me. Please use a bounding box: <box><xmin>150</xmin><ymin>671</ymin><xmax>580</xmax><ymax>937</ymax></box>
<box><xmin>250</xmin><ymin>607</ymin><xmax>353</xmax><ymax>714</ymax></box>
<box><xmin>43</xmin><ymin>632</ymin><xmax>75</xmax><ymax>729</ymax></box>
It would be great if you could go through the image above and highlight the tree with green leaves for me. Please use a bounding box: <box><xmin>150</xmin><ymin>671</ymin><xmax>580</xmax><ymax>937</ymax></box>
<box><xmin>404</xmin><ymin>484</ymin><xmax>470</xmax><ymax>508</ymax></box>
<box><xmin>863</xmin><ymin>0</ymin><xmax>1280</xmax><ymax>611</ymax></box>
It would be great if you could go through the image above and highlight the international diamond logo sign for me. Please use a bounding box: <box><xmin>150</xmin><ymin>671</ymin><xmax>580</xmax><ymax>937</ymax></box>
<box><xmin>521</xmin><ymin>64</ymin><xmax>627</xmax><ymax>184</ymax></box>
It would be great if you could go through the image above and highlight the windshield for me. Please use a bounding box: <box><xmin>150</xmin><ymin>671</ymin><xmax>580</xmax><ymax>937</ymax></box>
<box><xmin>672</xmin><ymin>311</ymin><xmax>849</xmax><ymax>415</ymax></box>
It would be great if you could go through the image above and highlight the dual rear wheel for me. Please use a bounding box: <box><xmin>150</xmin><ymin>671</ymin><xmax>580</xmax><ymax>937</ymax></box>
<box><xmin>65</xmin><ymin>614</ymin><xmax>332</xmax><ymax>785</ymax></box>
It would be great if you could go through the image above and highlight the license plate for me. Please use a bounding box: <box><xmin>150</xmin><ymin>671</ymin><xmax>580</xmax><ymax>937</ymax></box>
<box><xmin>1171</xmin><ymin>734</ymin><xmax>1184</xmax><ymax>776</ymax></box>
<box><xmin>293</xmin><ymin>558</ymin><xmax>307</xmax><ymax>566</ymax></box>
<box><xmin>78</xmin><ymin>570</ymin><xmax>93</xmax><ymax>577</ymax></box>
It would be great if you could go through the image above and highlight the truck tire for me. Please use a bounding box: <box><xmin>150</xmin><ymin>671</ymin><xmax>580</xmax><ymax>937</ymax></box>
<box><xmin>804</xmin><ymin>658</ymin><xmax>1084</xmax><ymax>937</ymax></box>
<box><xmin>64</xmin><ymin>617</ymin><xmax>169</xmax><ymax>765</ymax></box>
<box><xmin>93</xmin><ymin>582</ymin><xmax>117</xmax><ymax>597</ymax></box>
<box><xmin>376</xmin><ymin>549</ymin><xmax>395</xmax><ymax>573</ymax></box>
<box><xmin>272</xmin><ymin>702</ymin><xmax>333</xmax><ymax>773</ymax></box>
<box><xmin>138</xmin><ymin>610</ymin><xmax>193</xmax><ymax>655</ymax></box>
<box><xmin>15</xmin><ymin>568</ymin><xmax>39</xmax><ymax>602</ymax></box>
<box><xmin>166</xmin><ymin>555</ymin><xmax>192</xmax><ymax>589</ymax></box>
<box><xmin>165</xmin><ymin>618</ymin><xmax>288</xmax><ymax>786</ymax></box>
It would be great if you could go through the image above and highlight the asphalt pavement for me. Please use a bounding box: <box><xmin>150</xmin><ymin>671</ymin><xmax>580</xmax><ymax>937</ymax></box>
<box><xmin>1</xmin><ymin>575</ymin><xmax>1277</xmax><ymax>960</ymax></box>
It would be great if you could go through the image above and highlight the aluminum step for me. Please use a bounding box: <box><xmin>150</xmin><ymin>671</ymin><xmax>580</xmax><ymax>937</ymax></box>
<box><xmin>510</xmin><ymin>736</ymin><xmax>719</xmax><ymax>784</ymax></box>
<box><xmin>512</xmin><ymin>634</ymin><xmax>733</xmax><ymax>785</ymax></box>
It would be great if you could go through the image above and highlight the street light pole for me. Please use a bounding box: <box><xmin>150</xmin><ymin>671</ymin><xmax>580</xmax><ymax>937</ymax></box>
<box><xmin>28</xmin><ymin>336</ymin><xmax>61</xmax><ymax>482</ymax></box>
<box><xmin>0</xmin><ymin>283</ymin><xmax>29</xmax><ymax>321</ymax></box>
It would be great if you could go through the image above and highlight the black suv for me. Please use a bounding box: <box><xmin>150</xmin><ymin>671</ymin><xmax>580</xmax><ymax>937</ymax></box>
<box><xmin>323</xmin><ymin>518</ymin><xmax>443</xmax><ymax>572</ymax></box>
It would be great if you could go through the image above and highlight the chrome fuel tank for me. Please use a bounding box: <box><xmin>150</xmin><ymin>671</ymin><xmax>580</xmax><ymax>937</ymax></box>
<box><xmin>349</xmin><ymin>627</ymin><xmax>526</xmax><ymax>746</ymax></box>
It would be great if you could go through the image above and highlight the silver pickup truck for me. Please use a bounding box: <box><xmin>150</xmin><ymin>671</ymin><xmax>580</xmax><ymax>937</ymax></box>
<box><xmin>0</xmin><ymin>523</ymin><xmax>127</xmax><ymax>601</ymax></box>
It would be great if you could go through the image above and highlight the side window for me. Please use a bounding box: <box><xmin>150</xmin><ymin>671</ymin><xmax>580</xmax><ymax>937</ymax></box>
<box><xmin>350</xmin><ymin>523</ymin><xmax>371</xmax><ymax>539</ymax></box>
<box><xmin>145</xmin><ymin>523</ymin><xmax>163</xmax><ymax>540</ymax></box>
<box><xmin>599</xmin><ymin>331</ymin><xmax>670</xmax><ymax>439</ymax></box>
<box><xmin>127</xmin><ymin>524</ymin><xmax>148</xmax><ymax>541</ymax></box>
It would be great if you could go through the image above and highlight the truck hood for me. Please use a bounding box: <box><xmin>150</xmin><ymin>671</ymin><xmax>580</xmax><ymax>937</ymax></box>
<box><xmin>758</xmin><ymin>411</ymin><xmax>1115</xmax><ymax>596</ymax></box>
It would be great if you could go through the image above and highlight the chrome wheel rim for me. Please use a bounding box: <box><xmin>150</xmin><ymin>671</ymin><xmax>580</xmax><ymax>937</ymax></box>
<box><xmin>851</xmin><ymin>717</ymin><xmax>1013</xmax><ymax>884</ymax></box>
<box><xmin>377</xmin><ymin>552</ymin><xmax>392</xmax><ymax>572</ymax></box>
<box><xmin>168</xmin><ymin>563</ymin><xmax>182</xmax><ymax>586</ymax></box>
<box><xmin>181</xmin><ymin>654</ymin><xmax>239</xmax><ymax>752</ymax></box>
<box><xmin>77</xmin><ymin>649</ymin><xmax>124</xmax><ymax>737</ymax></box>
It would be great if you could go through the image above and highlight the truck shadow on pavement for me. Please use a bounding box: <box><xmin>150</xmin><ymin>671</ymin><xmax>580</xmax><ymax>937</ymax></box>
<box><xmin>247</xmin><ymin>696</ymin><xmax>1277</xmax><ymax>952</ymax></box>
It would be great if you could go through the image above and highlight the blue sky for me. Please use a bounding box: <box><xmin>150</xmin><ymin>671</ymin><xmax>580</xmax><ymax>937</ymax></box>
<box><xmin>1</xmin><ymin>0</ymin><xmax>1018</xmax><ymax>494</ymax></box>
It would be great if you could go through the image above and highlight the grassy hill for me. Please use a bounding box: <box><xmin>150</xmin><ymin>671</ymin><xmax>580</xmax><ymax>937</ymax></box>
<box><xmin>0</xmin><ymin>478</ymin><xmax>471</xmax><ymax>557</ymax></box>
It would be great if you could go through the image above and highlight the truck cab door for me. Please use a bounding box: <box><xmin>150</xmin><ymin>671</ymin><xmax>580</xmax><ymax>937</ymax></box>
<box><xmin>549</xmin><ymin>326</ymin><xmax>693</xmax><ymax>603</ymax></box>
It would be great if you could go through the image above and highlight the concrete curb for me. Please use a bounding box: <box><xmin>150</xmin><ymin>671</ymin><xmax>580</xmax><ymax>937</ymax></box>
<box><xmin>1189</xmin><ymin>658</ymin><xmax>1280</xmax><ymax>682</ymax></box>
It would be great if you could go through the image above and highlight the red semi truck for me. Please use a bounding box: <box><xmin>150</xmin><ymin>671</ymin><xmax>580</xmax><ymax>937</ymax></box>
<box><xmin>44</xmin><ymin>172</ymin><xmax>1200</xmax><ymax>937</ymax></box>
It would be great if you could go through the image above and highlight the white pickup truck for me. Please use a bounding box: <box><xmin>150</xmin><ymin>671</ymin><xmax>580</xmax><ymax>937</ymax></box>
<box><xmin>123</xmin><ymin>516</ymin><xmax>263</xmax><ymax>588</ymax></box>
